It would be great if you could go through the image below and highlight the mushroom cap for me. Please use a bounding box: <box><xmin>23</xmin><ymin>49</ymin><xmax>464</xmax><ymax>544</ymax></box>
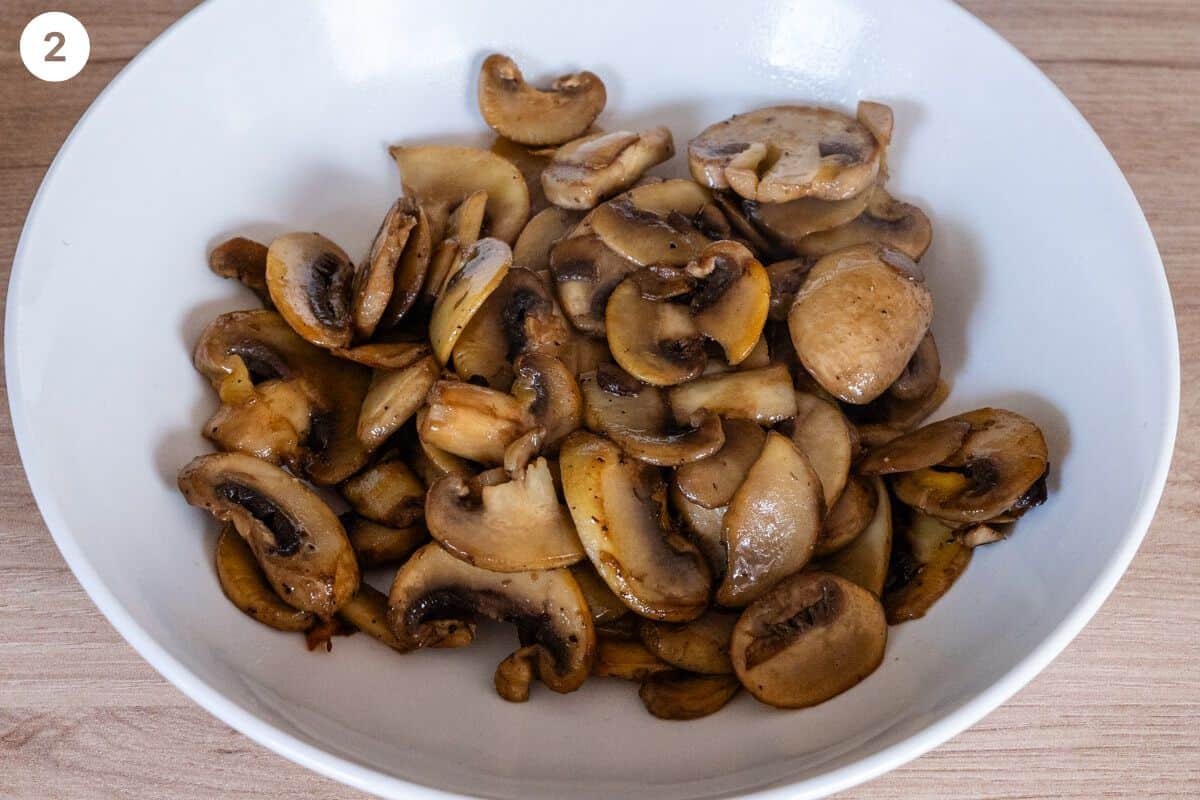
<box><xmin>590</xmin><ymin>179</ymin><xmax>713</xmax><ymax>267</ymax></box>
<box><xmin>266</xmin><ymin>232</ymin><xmax>355</xmax><ymax>348</ymax></box>
<box><xmin>731</xmin><ymin>571</ymin><xmax>887</xmax><ymax>708</ymax></box>
<box><xmin>560</xmin><ymin>431</ymin><xmax>713</xmax><ymax>621</ymax></box>
<box><xmin>667</xmin><ymin>364</ymin><xmax>798</xmax><ymax>426</ymax></box>
<box><xmin>690</xmin><ymin>241</ymin><xmax>772</xmax><ymax>366</ymax></box>
<box><xmin>674</xmin><ymin>418</ymin><xmax>766</xmax><ymax>509</ymax></box>
<box><xmin>178</xmin><ymin>452</ymin><xmax>359</xmax><ymax>617</ymax></box>
<box><xmin>389</xmin><ymin>144</ymin><xmax>531</xmax><ymax>244</ymax></box>
<box><xmin>797</xmin><ymin>186</ymin><xmax>932</xmax><ymax>261</ymax></box>
<box><xmin>606</xmin><ymin>273</ymin><xmax>707</xmax><ymax>386</ymax></box>
<box><xmin>550</xmin><ymin>233</ymin><xmax>639</xmax><ymax>338</ymax></box>
<box><xmin>858</xmin><ymin>417</ymin><xmax>973</xmax><ymax>475</ymax></box>
<box><xmin>388</xmin><ymin>542</ymin><xmax>595</xmax><ymax>692</ymax></box>
<box><xmin>477</xmin><ymin>54</ymin><xmax>606</xmax><ymax>147</ymax></box>
<box><xmin>688</xmin><ymin>105</ymin><xmax>883</xmax><ymax>203</ymax></box>
<box><xmin>717</xmin><ymin>431</ymin><xmax>824</xmax><ymax>607</ymax></box>
<box><xmin>429</xmin><ymin>238</ymin><xmax>512</xmax><ymax>364</ymax></box>
<box><xmin>330</xmin><ymin>338</ymin><xmax>431</xmax><ymax>370</ymax></box>
<box><xmin>426</xmin><ymin>457</ymin><xmax>586</xmax><ymax>572</ymax></box>
<box><xmin>746</xmin><ymin>190</ymin><xmax>873</xmax><ymax>252</ymax></box>
<box><xmin>542</xmin><ymin>127</ymin><xmax>675</xmax><ymax>210</ymax></box>
<box><xmin>788</xmin><ymin>243</ymin><xmax>933</xmax><ymax>404</ymax></box>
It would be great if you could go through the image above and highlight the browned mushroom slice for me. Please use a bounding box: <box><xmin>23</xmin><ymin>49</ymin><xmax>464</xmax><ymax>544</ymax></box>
<box><xmin>420</xmin><ymin>380</ymin><xmax>530</xmax><ymax>465</ymax></box>
<box><xmin>589</xmin><ymin>179</ymin><xmax>712</xmax><ymax>267</ymax></box>
<box><xmin>594</xmin><ymin>615</ymin><xmax>641</xmax><ymax>641</ymax></box>
<box><xmin>513</xmin><ymin>207</ymin><xmax>584</xmax><ymax>272</ymax></box>
<box><xmin>340</xmin><ymin>459</ymin><xmax>425</xmax><ymax>527</ymax></box>
<box><xmin>958</xmin><ymin>523</ymin><xmax>1007</xmax><ymax>548</ymax></box>
<box><xmin>178</xmin><ymin>453</ymin><xmax>359</xmax><ymax>617</ymax></box>
<box><xmin>511</xmin><ymin>353</ymin><xmax>582</xmax><ymax>451</ymax></box>
<box><xmin>331</xmin><ymin>337</ymin><xmax>431</xmax><ymax>370</ymax></box>
<box><xmin>888</xmin><ymin>332</ymin><xmax>940</xmax><ymax>402</ymax></box>
<box><xmin>388</xmin><ymin>542</ymin><xmax>594</xmax><ymax>693</ymax></box>
<box><xmin>854</xmin><ymin>377</ymin><xmax>952</xmax><ymax>434</ymax></box>
<box><xmin>858</xmin><ymin>417</ymin><xmax>973</xmax><ymax>475</ymax></box>
<box><xmin>426</xmin><ymin>457</ymin><xmax>585</xmax><ymax>572</ymax></box>
<box><xmin>606</xmin><ymin>273</ymin><xmax>706</xmax><ymax>386</ymax></box>
<box><xmin>192</xmin><ymin>310</ymin><xmax>370</xmax><ymax>484</ymax></box>
<box><xmin>669</xmin><ymin>484</ymin><xmax>727</xmax><ymax>580</ymax></box>
<box><xmin>765</xmin><ymin>257</ymin><xmax>813</xmax><ymax>320</ymax></box>
<box><xmin>380</xmin><ymin>204</ymin><xmax>433</xmax><ymax>329</ymax></box>
<box><xmin>352</xmin><ymin>198</ymin><xmax>420</xmax><ymax>340</ymax></box>
<box><xmin>429</xmin><ymin>238</ymin><xmax>512</xmax><ymax>364</ymax></box>
<box><xmin>491</xmin><ymin>136</ymin><xmax>552</xmax><ymax>215</ymax></box>
<box><xmin>266</xmin><ymin>232</ymin><xmax>355</xmax><ymax>348</ymax></box>
<box><xmin>542</xmin><ymin>128</ymin><xmax>675</xmax><ymax>210</ymax></box>
<box><xmin>731</xmin><ymin>571</ymin><xmax>887</xmax><ymax>708</ymax></box>
<box><xmin>209</xmin><ymin>236</ymin><xmax>272</xmax><ymax>307</ymax></box>
<box><xmin>423</xmin><ymin>189</ymin><xmax>490</xmax><ymax>307</ymax></box>
<box><xmin>746</xmin><ymin>191</ymin><xmax>873</xmax><ymax>252</ymax></box>
<box><xmin>389</xmin><ymin>144</ymin><xmax>530</xmax><ymax>244</ymax></box>
<box><xmin>550</xmin><ymin>233</ymin><xmax>639</xmax><ymax>338</ymax></box>
<box><xmin>560</xmin><ymin>431</ymin><xmax>712</xmax><ymax>621</ymax></box>
<box><xmin>343</xmin><ymin>515</ymin><xmax>428</xmax><ymax>568</ymax></box>
<box><xmin>495</xmin><ymin>645</ymin><xmax>540</xmax><ymax>701</ymax></box>
<box><xmin>668</xmin><ymin>364</ymin><xmax>797</xmax><ymax>426</ymax></box>
<box><xmin>592</xmin><ymin>637</ymin><xmax>674</xmax><ymax>681</ymax></box>
<box><xmin>718</xmin><ymin>432</ymin><xmax>823</xmax><ymax>607</ymax></box>
<box><xmin>891</xmin><ymin>408</ymin><xmax>1049</xmax><ymax>523</ymax></box>
<box><xmin>639</xmin><ymin>610</ymin><xmax>738</xmax><ymax>674</ymax></box>
<box><xmin>572</xmin><ymin>563</ymin><xmax>630</xmax><ymax>623</ymax></box>
<box><xmin>711</xmin><ymin>191</ymin><xmax>776</xmax><ymax>258</ymax></box>
<box><xmin>798</xmin><ymin>187</ymin><xmax>933</xmax><ymax>261</ymax></box>
<box><xmin>788</xmin><ymin>392</ymin><xmax>855</xmax><ymax>510</ymax></box>
<box><xmin>580</xmin><ymin>367</ymin><xmax>724</xmax><ymax>466</ymax></box>
<box><xmin>356</xmin><ymin>355</ymin><xmax>440</xmax><ymax>453</ymax></box>
<box><xmin>818</xmin><ymin>476</ymin><xmax>893</xmax><ymax>596</ymax></box>
<box><xmin>883</xmin><ymin>510</ymin><xmax>972</xmax><ymax>624</ymax></box>
<box><xmin>202</xmin><ymin>379</ymin><xmax>311</xmax><ymax>468</ymax></box>
<box><xmin>788</xmin><ymin>244</ymin><xmax>933</xmax><ymax>404</ymax></box>
<box><xmin>478</xmin><ymin>54</ymin><xmax>606</xmax><ymax>147</ymax></box>
<box><xmin>639</xmin><ymin>672</ymin><xmax>741</xmax><ymax>720</ymax></box>
<box><xmin>856</xmin><ymin>423</ymin><xmax>906</xmax><ymax>449</ymax></box>
<box><xmin>689</xmin><ymin>104</ymin><xmax>884</xmax><ymax>203</ymax></box>
<box><xmin>687</xmin><ymin>240</ymin><xmax>771</xmax><ymax>365</ymax></box>
<box><xmin>215</xmin><ymin>525</ymin><xmax>314</xmax><ymax>632</ymax></box>
<box><xmin>674</xmin><ymin>419</ymin><xmax>765</xmax><ymax>509</ymax></box>
<box><xmin>815</xmin><ymin>475</ymin><xmax>878</xmax><ymax>557</ymax></box>
<box><xmin>338</xmin><ymin>584</ymin><xmax>409</xmax><ymax>651</ymax></box>
<box><xmin>409</xmin><ymin>407</ymin><xmax>474</xmax><ymax>486</ymax></box>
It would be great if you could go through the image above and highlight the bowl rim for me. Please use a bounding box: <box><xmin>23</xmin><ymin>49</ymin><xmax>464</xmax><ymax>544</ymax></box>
<box><xmin>4</xmin><ymin>1</ymin><xmax>1180</xmax><ymax>798</ymax></box>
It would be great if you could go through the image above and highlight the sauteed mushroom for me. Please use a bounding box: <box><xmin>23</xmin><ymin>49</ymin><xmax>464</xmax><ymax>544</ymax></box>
<box><xmin>819</xmin><ymin>477</ymin><xmax>893</xmax><ymax>596</ymax></box>
<box><xmin>798</xmin><ymin>187</ymin><xmax>932</xmax><ymax>261</ymax></box>
<box><xmin>542</xmin><ymin>128</ymin><xmax>674</xmax><ymax>210</ymax></box>
<box><xmin>673</xmin><ymin>418</ymin><xmax>765</xmax><ymax>509</ymax></box>
<box><xmin>429</xmin><ymin>237</ymin><xmax>513</xmax><ymax>364</ymax></box>
<box><xmin>550</xmin><ymin>233</ymin><xmax>639</xmax><ymax>338</ymax></box>
<box><xmin>215</xmin><ymin>525</ymin><xmax>314</xmax><ymax>632</ymax></box>
<box><xmin>639</xmin><ymin>672</ymin><xmax>741</xmax><ymax>720</ymax></box>
<box><xmin>478</xmin><ymin>54</ymin><xmax>606</xmax><ymax>146</ymax></box>
<box><xmin>882</xmin><ymin>510</ymin><xmax>972</xmax><ymax>623</ymax></box>
<box><xmin>266</xmin><ymin>232</ymin><xmax>355</xmax><ymax>348</ymax></box>
<box><xmin>209</xmin><ymin>236</ymin><xmax>272</xmax><ymax>306</ymax></box>
<box><xmin>638</xmin><ymin>610</ymin><xmax>738</xmax><ymax>675</ymax></box>
<box><xmin>606</xmin><ymin>272</ymin><xmax>707</xmax><ymax>386</ymax></box>
<box><xmin>668</xmin><ymin>364</ymin><xmax>797</xmax><ymax>425</ymax></box>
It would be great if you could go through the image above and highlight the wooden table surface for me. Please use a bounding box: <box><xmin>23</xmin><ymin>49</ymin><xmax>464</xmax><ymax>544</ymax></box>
<box><xmin>2</xmin><ymin>1</ymin><xmax>1197</xmax><ymax>797</ymax></box>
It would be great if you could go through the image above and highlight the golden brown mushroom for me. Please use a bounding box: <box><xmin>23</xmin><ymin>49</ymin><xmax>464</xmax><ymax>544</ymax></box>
<box><xmin>477</xmin><ymin>54</ymin><xmax>606</xmax><ymax>147</ymax></box>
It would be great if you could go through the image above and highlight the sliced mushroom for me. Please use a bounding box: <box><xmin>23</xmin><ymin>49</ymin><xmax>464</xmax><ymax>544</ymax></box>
<box><xmin>788</xmin><ymin>392</ymin><xmax>854</xmax><ymax>510</ymax></box>
<box><xmin>589</xmin><ymin>179</ymin><xmax>712</xmax><ymax>267</ymax></box>
<box><xmin>818</xmin><ymin>476</ymin><xmax>893</xmax><ymax>596</ymax></box>
<box><xmin>592</xmin><ymin>637</ymin><xmax>674</xmax><ymax>681</ymax></box>
<box><xmin>854</xmin><ymin>377</ymin><xmax>951</xmax><ymax>433</ymax></box>
<box><xmin>331</xmin><ymin>337</ymin><xmax>431</xmax><ymax>370</ymax></box>
<box><xmin>667</xmin><ymin>364</ymin><xmax>797</xmax><ymax>426</ymax></box>
<box><xmin>192</xmin><ymin>310</ymin><xmax>370</xmax><ymax>484</ymax></box>
<box><xmin>746</xmin><ymin>191</ymin><xmax>873</xmax><ymax>253</ymax></box>
<box><xmin>409</xmin><ymin>406</ymin><xmax>474</xmax><ymax>486</ymax></box>
<box><xmin>639</xmin><ymin>672</ymin><xmax>741</xmax><ymax>720</ymax></box>
<box><xmin>513</xmin><ymin>207</ymin><xmax>584</xmax><ymax>272</ymax></box>
<box><xmin>419</xmin><ymin>380</ymin><xmax>530</xmax><ymax>465</ymax></box>
<box><xmin>717</xmin><ymin>432</ymin><xmax>823</xmax><ymax>607</ymax></box>
<box><xmin>429</xmin><ymin>238</ymin><xmax>512</xmax><ymax>364</ymax></box>
<box><xmin>202</xmin><ymin>379</ymin><xmax>311</xmax><ymax>468</ymax></box>
<box><xmin>572</xmin><ymin>563</ymin><xmax>629</xmax><ymax>623</ymax></box>
<box><xmin>889</xmin><ymin>332</ymin><xmax>940</xmax><ymax>401</ymax></box>
<box><xmin>883</xmin><ymin>510</ymin><xmax>972</xmax><ymax>624</ymax></box>
<box><xmin>674</xmin><ymin>419</ymin><xmax>766</xmax><ymax>509</ymax></box>
<box><xmin>815</xmin><ymin>475</ymin><xmax>878</xmax><ymax>557</ymax></box>
<box><xmin>688</xmin><ymin>104</ymin><xmax>884</xmax><ymax>203</ymax></box>
<box><xmin>343</xmin><ymin>514</ymin><xmax>428</xmax><ymax>568</ymax></box>
<box><xmin>560</xmin><ymin>431</ymin><xmax>712</xmax><ymax>621</ymax></box>
<box><xmin>638</xmin><ymin>610</ymin><xmax>738</xmax><ymax>674</ymax></box>
<box><xmin>511</xmin><ymin>353</ymin><xmax>583</xmax><ymax>450</ymax></box>
<box><xmin>477</xmin><ymin>54</ymin><xmax>606</xmax><ymax>146</ymax></box>
<box><xmin>215</xmin><ymin>524</ymin><xmax>314</xmax><ymax>632</ymax></box>
<box><xmin>891</xmin><ymin>408</ymin><xmax>1049</xmax><ymax>523</ymax></box>
<box><xmin>788</xmin><ymin>244</ymin><xmax>933</xmax><ymax>404</ymax></box>
<box><xmin>580</xmin><ymin>366</ymin><xmax>724</xmax><ymax>466</ymax></box>
<box><xmin>595</xmin><ymin>615</ymin><xmax>641</xmax><ymax>641</ymax></box>
<box><xmin>338</xmin><ymin>584</ymin><xmax>410</xmax><ymax>652</ymax></box>
<box><xmin>798</xmin><ymin>187</ymin><xmax>932</xmax><ymax>261</ymax></box>
<box><xmin>550</xmin><ymin>234</ymin><xmax>639</xmax><ymax>338</ymax></box>
<box><xmin>542</xmin><ymin>127</ymin><xmax>675</xmax><ymax>210</ymax></box>
<box><xmin>423</xmin><ymin>189</ymin><xmax>490</xmax><ymax>307</ymax></box>
<box><xmin>669</xmin><ymin>484</ymin><xmax>727</xmax><ymax>580</ymax></box>
<box><xmin>352</xmin><ymin>198</ymin><xmax>419</xmax><ymax>340</ymax></box>
<box><xmin>389</xmin><ymin>144</ymin><xmax>530</xmax><ymax>244</ymax></box>
<box><xmin>388</xmin><ymin>542</ymin><xmax>594</xmax><ymax>692</ymax></box>
<box><xmin>495</xmin><ymin>645</ymin><xmax>539</xmax><ymax>702</ymax></box>
<box><xmin>266</xmin><ymin>232</ymin><xmax>355</xmax><ymax>348</ymax></box>
<box><xmin>491</xmin><ymin>136</ymin><xmax>552</xmax><ymax>215</ymax></box>
<box><xmin>765</xmin><ymin>257</ymin><xmax>813</xmax><ymax>320</ymax></box>
<box><xmin>178</xmin><ymin>453</ymin><xmax>359</xmax><ymax>617</ymax></box>
<box><xmin>340</xmin><ymin>459</ymin><xmax>426</xmax><ymax>527</ymax></box>
<box><xmin>687</xmin><ymin>241</ymin><xmax>771</xmax><ymax>365</ymax></box>
<box><xmin>606</xmin><ymin>273</ymin><xmax>706</xmax><ymax>386</ymax></box>
<box><xmin>209</xmin><ymin>236</ymin><xmax>272</xmax><ymax>306</ymax></box>
<box><xmin>731</xmin><ymin>571</ymin><xmax>887</xmax><ymax>708</ymax></box>
<box><xmin>356</xmin><ymin>355</ymin><xmax>440</xmax><ymax>453</ymax></box>
<box><xmin>426</xmin><ymin>457</ymin><xmax>585</xmax><ymax>571</ymax></box>
<box><xmin>711</xmin><ymin>191</ymin><xmax>777</xmax><ymax>258</ymax></box>
<box><xmin>380</xmin><ymin>203</ymin><xmax>433</xmax><ymax>329</ymax></box>
<box><xmin>858</xmin><ymin>417</ymin><xmax>972</xmax><ymax>475</ymax></box>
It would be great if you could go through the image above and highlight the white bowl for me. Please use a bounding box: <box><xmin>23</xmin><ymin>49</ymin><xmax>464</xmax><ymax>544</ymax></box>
<box><xmin>6</xmin><ymin>1</ymin><xmax>1178</xmax><ymax>798</ymax></box>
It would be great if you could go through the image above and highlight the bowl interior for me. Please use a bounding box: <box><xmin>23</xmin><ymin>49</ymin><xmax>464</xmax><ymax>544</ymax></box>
<box><xmin>7</xmin><ymin>1</ymin><xmax>1176</xmax><ymax>798</ymax></box>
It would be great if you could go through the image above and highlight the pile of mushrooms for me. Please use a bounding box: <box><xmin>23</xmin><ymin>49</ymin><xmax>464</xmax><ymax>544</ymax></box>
<box><xmin>179</xmin><ymin>54</ymin><xmax>1050</xmax><ymax>720</ymax></box>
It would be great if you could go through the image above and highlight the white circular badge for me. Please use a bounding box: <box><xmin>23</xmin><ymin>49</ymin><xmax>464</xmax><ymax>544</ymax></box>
<box><xmin>20</xmin><ymin>12</ymin><xmax>90</xmax><ymax>82</ymax></box>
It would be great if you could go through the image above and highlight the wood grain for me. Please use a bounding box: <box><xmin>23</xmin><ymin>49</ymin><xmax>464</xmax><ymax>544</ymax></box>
<box><xmin>1</xmin><ymin>1</ymin><xmax>1197</xmax><ymax>797</ymax></box>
